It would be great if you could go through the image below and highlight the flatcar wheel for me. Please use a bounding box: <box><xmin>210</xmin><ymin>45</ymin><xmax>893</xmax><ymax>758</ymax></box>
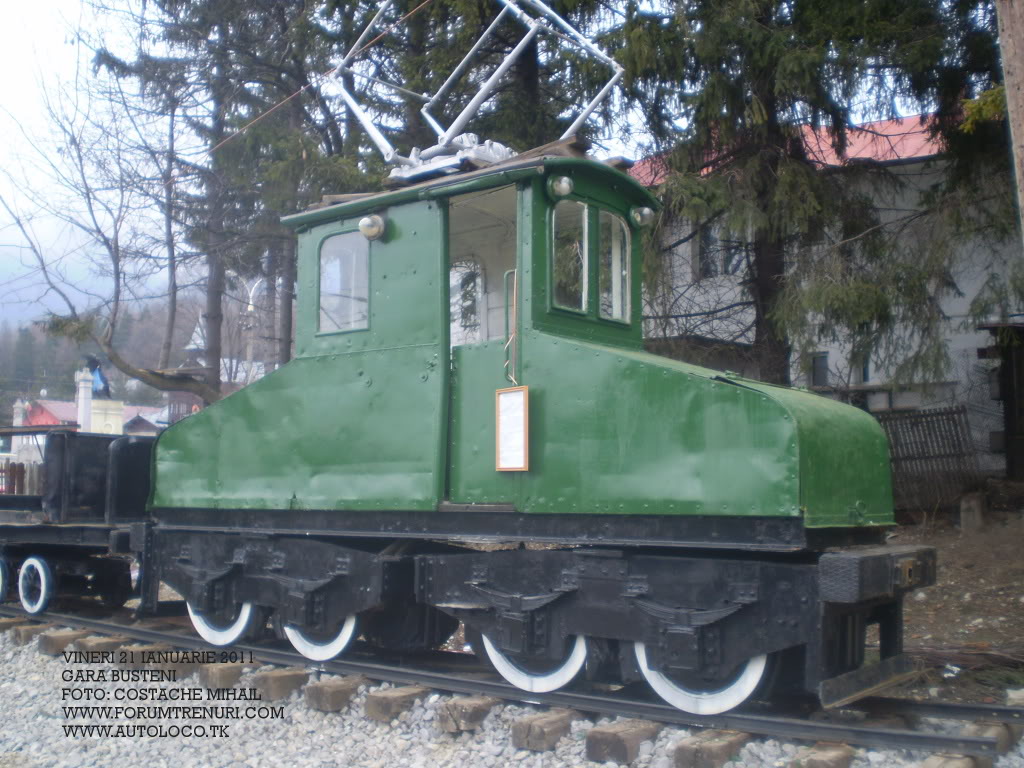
<box><xmin>634</xmin><ymin>641</ymin><xmax>768</xmax><ymax>715</ymax></box>
<box><xmin>481</xmin><ymin>634</ymin><xmax>588</xmax><ymax>693</ymax></box>
<box><xmin>18</xmin><ymin>556</ymin><xmax>54</xmax><ymax>615</ymax></box>
<box><xmin>186</xmin><ymin>601</ymin><xmax>260</xmax><ymax>646</ymax></box>
<box><xmin>0</xmin><ymin>557</ymin><xmax>9</xmax><ymax>602</ymax></box>
<box><xmin>283</xmin><ymin>615</ymin><xmax>358</xmax><ymax>662</ymax></box>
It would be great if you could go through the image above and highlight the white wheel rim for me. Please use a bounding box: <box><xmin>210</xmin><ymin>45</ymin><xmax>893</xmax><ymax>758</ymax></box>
<box><xmin>18</xmin><ymin>557</ymin><xmax>52</xmax><ymax>615</ymax></box>
<box><xmin>634</xmin><ymin>641</ymin><xmax>767</xmax><ymax>715</ymax></box>
<box><xmin>187</xmin><ymin>601</ymin><xmax>256</xmax><ymax>646</ymax></box>
<box><xmin>482</xmin><ymin>634</ymin><xmax>587</xmax><ymax>693</ymax></box>
<box><xmin>284</xmin><ymin>615</ymin><xmax>358</xmax><ymax>661</ymax></box>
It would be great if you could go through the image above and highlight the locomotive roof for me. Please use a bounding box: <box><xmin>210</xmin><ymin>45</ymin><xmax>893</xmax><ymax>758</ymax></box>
<box><xmin>281</xmin><ymin>153</ymin><xmax>659</xmax><ymax>230</ymax></box>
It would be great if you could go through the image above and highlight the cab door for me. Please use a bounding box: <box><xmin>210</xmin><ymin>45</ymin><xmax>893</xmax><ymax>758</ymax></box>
<box><xmin>446</xmin><ymin>185</ymin><xmax>522</xmax><ymax>505</ymax></box>
<box><xmin>295</xmin><ymin>198</ymin><xmax>451</xmax><ymax>511</ymax></box>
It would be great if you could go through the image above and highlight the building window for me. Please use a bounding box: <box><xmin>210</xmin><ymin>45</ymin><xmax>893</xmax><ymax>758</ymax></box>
<box><xmin>811</xmin><ymin>352</ymin><xmax>829</xmax><ymax>387</ymax></box>
<box><xmin>697</xmin><ymin>226</ymin><xmax>719</xmax><ymax>279</ymax></box>
<box><xmin>319</xmin><ymin>232</ymin><xmax>369</xmax><ymax>333</ymax></box>
<box><xmin>598</xmin><ymin>211</ymin><xmax>630</xmax><ymax>322</ymax></box>
<box><xmin>696</xmin><ymin>224</ymin><xmax>748</xmax><ymax>280</ymax></box>
<box><xmin>552</xmin><ymin>200</ymin><xmax>588</xmax><ymax>312</ymax></box>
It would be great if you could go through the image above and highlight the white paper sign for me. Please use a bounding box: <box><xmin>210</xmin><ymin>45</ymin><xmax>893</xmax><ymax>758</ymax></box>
<box><xmin>496</xmin><ymin>386</ymin><xmax>528</xmax><ymax>471</ymax></box>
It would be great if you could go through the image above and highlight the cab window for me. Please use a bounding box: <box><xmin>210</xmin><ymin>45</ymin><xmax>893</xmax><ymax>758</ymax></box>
<box><xmin>551</xmin><ymin>199</ymin><xmax>631</xmax><ymax>324</ymax></box>
<box><xmin>448</xmin><ymin>186</ymin><xmax>517</xmax><ymax>346</ymax></box>
<box><xmin>552</xmin><ymin>200</ymin><xmax>588</xmax><ymax>312</ymax></box>
<box><xmin>598</xmin><ymin>211</ymin><xmax>630</xmax><ymax>322</ymax></box>
<box><xmin>319</xmin><ymin>232</ymin><xmax>369</xmax><ymax>333</ymax></box>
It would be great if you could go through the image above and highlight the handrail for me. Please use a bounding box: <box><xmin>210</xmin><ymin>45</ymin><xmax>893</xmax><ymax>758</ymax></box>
<box><xmin>503</xmin><ymin>269</ymin><xmax>519</xmax><ymax>385</ymax></box>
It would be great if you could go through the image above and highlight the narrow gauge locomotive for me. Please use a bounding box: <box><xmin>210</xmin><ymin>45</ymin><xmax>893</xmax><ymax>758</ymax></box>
<box><xmin>0</xmin><ymin>149</ymin><xmax>936</xmax><ymax>714</ymax></box>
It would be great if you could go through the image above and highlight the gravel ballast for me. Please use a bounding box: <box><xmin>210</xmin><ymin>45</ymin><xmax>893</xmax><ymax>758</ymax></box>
<box><xmin>0</xmin><ymin>629</ymin><xmax>1021</xmax><ymax>768</ymax></box>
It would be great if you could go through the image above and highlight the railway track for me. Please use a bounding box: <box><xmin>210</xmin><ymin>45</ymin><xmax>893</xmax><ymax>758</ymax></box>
<box><xmin>2</xmin><ymin>603</ymin><xmax>1021</xmax><ymax>766</ymax></box>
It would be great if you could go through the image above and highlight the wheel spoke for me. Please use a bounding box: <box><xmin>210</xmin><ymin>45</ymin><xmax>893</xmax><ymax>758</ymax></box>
<box><xmin>18</xmin><ymin>557</ymin><xmax>54</xmax><ymax>615</ymax></box>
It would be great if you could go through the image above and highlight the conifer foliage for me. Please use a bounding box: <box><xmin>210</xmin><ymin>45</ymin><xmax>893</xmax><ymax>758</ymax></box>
<box><xmin>612</xmin><ymin>0</ymin><xmax>1003</xmax><ymax>385</ymax></box>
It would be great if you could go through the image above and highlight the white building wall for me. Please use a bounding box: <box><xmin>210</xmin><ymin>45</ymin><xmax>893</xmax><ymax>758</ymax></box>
<box><xmin>647</xmin><ymin>157</ymin><xmax>1018</xmax><ymax>472</ymax></box>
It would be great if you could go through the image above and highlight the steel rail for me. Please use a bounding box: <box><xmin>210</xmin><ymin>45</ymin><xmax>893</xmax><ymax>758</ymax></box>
<box><xmin>0</xmin><ymin>606</ymin><xmax>1008</xmax><ymax>758</ymax></box>
<box><xmin>855</xmin><ymin>695</ymin><xmax>1024</xmax><ymax>725</ymax></box>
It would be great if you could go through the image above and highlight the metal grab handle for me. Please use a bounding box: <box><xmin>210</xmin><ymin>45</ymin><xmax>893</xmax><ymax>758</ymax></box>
<box><xmin>503</xmin><ymin>269</ymin><xmax>518</xmax><ymax>385</ymax></box>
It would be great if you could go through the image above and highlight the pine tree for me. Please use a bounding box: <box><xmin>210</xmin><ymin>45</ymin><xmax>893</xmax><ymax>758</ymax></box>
<box><xmin>614</xmin><ymin>0</ymin><xmax>1002</xmax><ymax>385</ymax></box>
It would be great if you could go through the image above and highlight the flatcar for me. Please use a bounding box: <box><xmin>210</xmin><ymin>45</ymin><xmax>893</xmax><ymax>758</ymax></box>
<box><xmin>0</xmin><ymin>149</ymin><xmax>935</xmax><ymax>715</ymax></box>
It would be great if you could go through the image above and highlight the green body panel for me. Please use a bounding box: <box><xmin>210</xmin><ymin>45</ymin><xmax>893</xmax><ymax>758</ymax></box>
<box><xmin>154</xmin><ymin>155</ymin><xmax>893</xmax><ymax>532</ymax></box>
<box><xmin>449</xmin><ymin>332</ymin><xmax>893</xmax><ymax>525</ymax></box>
<box><xmin>153</xmin><ymin>200</ymin><xmax>449</xmax><ymax>512</ymax></box>
<box><xmin>449</xmin><ymin>340</ymin><xmax>522</xmax><ymax>502</ymax></box>
<box><xmin>720</xmin><ymin>376</ymin><xmax>895</xmax><ymax>527</ymax></box>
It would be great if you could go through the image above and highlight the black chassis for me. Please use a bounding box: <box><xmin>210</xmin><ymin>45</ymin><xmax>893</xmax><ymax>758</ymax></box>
<box><xmin>415</xmin><ymin>544</ymin><xmax>935</xmax><ymax>702</ymax></box>
<box><xmin>152</xmin><ymin>529</ymin><xmax>411</xmax><ymax>632</ymax></box>
<box><xmin>152</xmin><ymin>506</ymin><xmax>887</xmax><ymax>551</ymax></box>
<box><xmin>145</xmin><ymin>506</ymin><xmax>934</xmax><ymax>706</ymax></box>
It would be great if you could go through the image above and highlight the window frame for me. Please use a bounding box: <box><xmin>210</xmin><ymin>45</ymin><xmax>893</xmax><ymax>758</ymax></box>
<box><xmin>597</xmin><ymin>208</ymin><xmax>631</xmax><ymax>325</ymax></box>
<box><xmin>693</xmin><ymin>222</ymin><xmax>750</xmax><ymax>281</ymax></box>
<box><xmin>548</xmin><ymin>197</ymin><xmax>634</xmax><ymax>329</ymax></box>
<box><xmin>811</xmin><ymin>352</ymin><xmax>830</xmax><ymax>388</ymax></box>
<box><xmin>550</xmin><ymin>199</ymin><xmax>590</xmax><ymax>316</ymax></box>
<box><xmin>315</xmin><ymin>228</ymin><xmax>371</xmax><ymax>337</ymax></box>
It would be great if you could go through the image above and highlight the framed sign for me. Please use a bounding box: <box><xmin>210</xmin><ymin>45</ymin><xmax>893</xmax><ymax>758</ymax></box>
<box><xmin>496</xmin><ymin>386</ymin><xmax>529</xmax><ymax>471</ymax></box>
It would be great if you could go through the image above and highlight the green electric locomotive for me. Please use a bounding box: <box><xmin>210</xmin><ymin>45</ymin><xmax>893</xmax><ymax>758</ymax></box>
<box><xmin>142</xmin><ymin>150</ymin><xmax>934</xmax><ymax>714</ymax></box>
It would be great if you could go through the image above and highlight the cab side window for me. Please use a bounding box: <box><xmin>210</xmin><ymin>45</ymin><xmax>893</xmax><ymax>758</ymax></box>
<box><xmin>319</xmin><ymin>232</ymin><xmax>369</xmax><ymax>333</ymax></box>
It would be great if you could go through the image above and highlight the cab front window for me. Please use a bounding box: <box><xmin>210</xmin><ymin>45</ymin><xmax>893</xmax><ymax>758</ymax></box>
<box><xmin>550</xmin><ymin>196</ymin><xmax>631</xmax><ymax>325</ymax></box>
<box><xmin>598</xmin><ymin>211</ymin><xmax>630</xmax><ymax>322</ymax></box>
<box><xmin>552</xmin><ymin>200</ymin><xmax>588</xmax><ymax>312</ymax></box>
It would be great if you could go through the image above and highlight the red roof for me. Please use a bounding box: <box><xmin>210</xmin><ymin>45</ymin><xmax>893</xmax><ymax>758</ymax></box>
<box><xmin>23</xmin><ymin>399</ymin><xmax>162</xmax><ymax>428</ymax></box>
<box><xmin>26</xmin><ymin>399</ymin><xmax>79</xmax><ymax>425</ymax></box>
<box><xmin>629</xmin><ymin>116</ymin><xmax>941</xmax><ymax>187</ymax></box>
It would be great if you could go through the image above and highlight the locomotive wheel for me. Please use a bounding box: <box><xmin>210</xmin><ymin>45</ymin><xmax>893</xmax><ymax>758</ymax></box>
<box><xmin>0</xmin><ymin>557</ymin><xmax>9</xmax><ymax>602</ymax></box>
<box><xmin>283</xmin><ymin>615</ymin><xmax>358</xmax><ymax>662</ymax></box>
<box><xmin>18</xmin><ymin>556</ymin><xmax>54</xmax><ymax>615</ymax></box>
<box><xmin>186</xmin><ymin>601</ymin><xmax>261</xmax><ymax>646</ymax></box>
<box><xmin>634</xmin><ymin>641</ymin><xmax>769</xmax><ymax>715</ymax></box>
<box><xmin>481</xmin><ymin>633</ymin><xmax>588</xmax><ymax>693</ymax></box>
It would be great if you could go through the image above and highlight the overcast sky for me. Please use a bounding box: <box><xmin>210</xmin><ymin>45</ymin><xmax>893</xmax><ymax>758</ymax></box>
<box><xmin>0</xmin><ymin>0</ymin><xmax>95</xmax><ymax>326</ymax></box>
<box><xmin>0</xmin><ymin>1</ymin><xmax>643</xmax><ymax>330</ymax></box>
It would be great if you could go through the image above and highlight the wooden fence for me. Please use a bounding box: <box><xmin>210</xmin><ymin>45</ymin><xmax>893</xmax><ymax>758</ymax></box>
<box><xmin>875</xmin><ymin>405</ymin><xmax>981</xmax><ymax>510</ymax></box>
<box><xmin>0</xmin><ymin>460</ymin><xmax>42</xmax><ymax>496</ymax></box>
